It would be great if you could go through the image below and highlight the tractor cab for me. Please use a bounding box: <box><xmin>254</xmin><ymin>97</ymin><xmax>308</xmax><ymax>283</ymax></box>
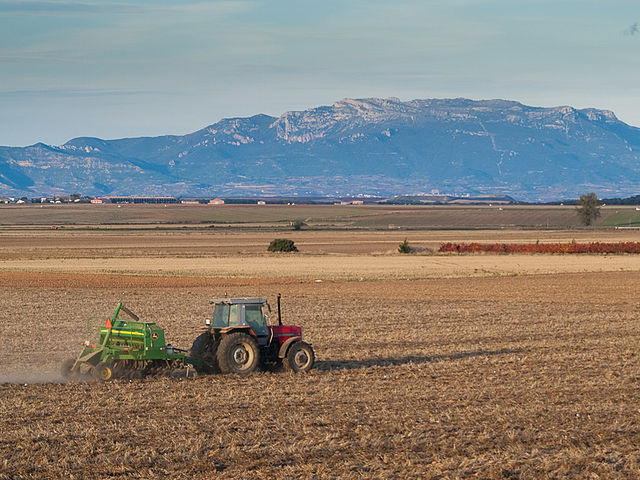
<box><xmin>209</xmin><ymin>297</ymin><xmax>270</xmax><ymax>340</ymax></box>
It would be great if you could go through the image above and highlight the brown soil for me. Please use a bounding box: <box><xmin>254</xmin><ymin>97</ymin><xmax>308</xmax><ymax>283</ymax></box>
<box><xmin>2</xmin><ymin>203</ymin><xmax>639</xmax><ymax>229</ymax></box>
<box><xmin>1</xmin><ymin>228</ymin><xmax>638</xmax><ymax>259</ymax></box>
<box><xmin>1</xmin><ymin>269</ymin><xmax>640</xmax><ymax>479</ymax></box>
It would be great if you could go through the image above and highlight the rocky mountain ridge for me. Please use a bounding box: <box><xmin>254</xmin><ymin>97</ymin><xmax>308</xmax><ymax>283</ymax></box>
<box><xmin>1</xmin><ymin>97</ymin><xmax>639</xmax><ymax>201</ymax></box>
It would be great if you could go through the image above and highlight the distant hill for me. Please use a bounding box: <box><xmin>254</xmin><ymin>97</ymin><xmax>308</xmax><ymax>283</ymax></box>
<box><xmin>1</xmin><ymin>97</ymin><xmax>640</xmax><ymax>202</ymax></box>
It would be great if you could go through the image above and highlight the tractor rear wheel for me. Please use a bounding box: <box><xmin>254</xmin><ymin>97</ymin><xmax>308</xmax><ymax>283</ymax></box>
<box><xmin>93</xmin><ymin>361</ymin><xmax>114</xmax><ymax>382</ymax></box>
<box><xmin>216</xmin><ymin>332</ymin><xmax>259</xmax><ymax>375</ymax></box>
<box><xmin>189</xmin><ymin>332</ymin><xmax>218</xmax><ymax>373</ymax></box>
<box><xmin>283</xmin><ymin>341</ymin><xmax>315</xmax><ymax>373</ymax></box>
<box><xmin>61</xmin><ymin>358</ymin><xmax>77</xmax><ymax>379</ymax></box>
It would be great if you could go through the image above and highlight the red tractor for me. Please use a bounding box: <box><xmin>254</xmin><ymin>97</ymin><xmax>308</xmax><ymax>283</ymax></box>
<box><xmin>189</xmin><ymin>294</ymin><xmax>315</xmax><ymax>375</ymax></box>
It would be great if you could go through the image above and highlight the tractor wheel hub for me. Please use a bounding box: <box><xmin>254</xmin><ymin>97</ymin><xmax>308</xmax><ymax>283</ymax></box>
<box><xmin>294</xmin><ymin>350</ymin><xmax>309</xmax><ymax>367</ymax></box>
<box><xmin>231</xmin><ymin>345</ymin><xmax>249</xmax><ymax>365</ymax></box>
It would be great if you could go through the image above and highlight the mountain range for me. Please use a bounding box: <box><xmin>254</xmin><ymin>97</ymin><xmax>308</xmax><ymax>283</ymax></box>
<box><xmin>1</xmin><ymin>97</ymin><xmax>640</xmax><ymax>202</ymax></box>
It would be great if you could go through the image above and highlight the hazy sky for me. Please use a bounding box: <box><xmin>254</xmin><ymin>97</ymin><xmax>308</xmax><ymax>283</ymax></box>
<box><xmin>1</xmin><ymin>0</ymin><xmax>639</xmax><ymax>146</ymax></box>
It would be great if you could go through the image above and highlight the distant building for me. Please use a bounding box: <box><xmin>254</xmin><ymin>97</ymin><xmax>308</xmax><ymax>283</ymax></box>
<box><xmin>351</xmin><ymin>200</ymin><xmax>364</xmax><ymax>205</ymax></box>
<box><xmin>0</xmin><ymin>197</ymin><xmax>9</xmax><ymax>204</ymax></box>
<box><xmin>91</xmin><ymin>198</ymin><xmax>103</xmax><ymax>204</ymax></box>
<box><xmin>105</xmin><ymin>196</ymin><xmax>178</xmax><ymax>204</ymax></box>
<box><xmin>209</xmin><ymin>198</ymin><xmax>225</xmax><ymax>205</ymax></box>
<box><xmin>181</xmin><ymin>200</ymin><xmax>200</xmax><ymax>205</ymax></box>
<box><xmin>257</xmin><ymin>200</ymin><xmax>266</xmax><ymax>205</ymax></box>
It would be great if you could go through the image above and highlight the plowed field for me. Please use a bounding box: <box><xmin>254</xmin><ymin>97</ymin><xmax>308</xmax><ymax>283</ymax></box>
<box><xmin>1</xmin><ymin>229</ymin><xmax>640</xmax><ymax>479</ymax></box>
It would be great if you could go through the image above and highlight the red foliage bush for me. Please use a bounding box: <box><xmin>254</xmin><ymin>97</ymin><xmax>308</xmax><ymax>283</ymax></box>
<box><xmin>438</xmin><ymin>242</ymin><xmax>640</xmax><ymax>254</ymax></box>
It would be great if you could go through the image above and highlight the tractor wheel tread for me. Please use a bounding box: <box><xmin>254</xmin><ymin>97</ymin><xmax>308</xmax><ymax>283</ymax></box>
<box><xmin>216</xmin><ymin>332</ymin><xmax>259</xmax><ymax>375</ymax></box>
<box><xmin>189</xmin><ymin>332</ymin><xmax>218</xmax><ymax>374</ymax></box>
<box><xmin>283</xmin><ymin>341</ymin><xmax>315</xmax><ymax>373</ymax></box>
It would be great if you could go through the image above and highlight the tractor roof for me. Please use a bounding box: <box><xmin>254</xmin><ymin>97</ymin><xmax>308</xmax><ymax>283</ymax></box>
<box><xmin>209</xmin><ymin>297</ymin><xmax>267</xmax><ymax>305</ymax></box>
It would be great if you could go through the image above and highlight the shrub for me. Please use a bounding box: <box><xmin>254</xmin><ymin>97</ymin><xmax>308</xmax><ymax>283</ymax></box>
<box><xmin>398</xmin><ymin>238</ymin><xmax>412</xmax><ymax>254</ymax></box>
<box><xmin>268</xmin><ymin>238</ymin><xmax>298</xmax><ymax>252</ymax></box>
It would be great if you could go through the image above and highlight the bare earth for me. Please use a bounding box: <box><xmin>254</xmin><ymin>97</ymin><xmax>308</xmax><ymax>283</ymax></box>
<box><xmin>1</xmin><ymin>228</ymin><xmax>640</xmax><ymax>479</ymax></box>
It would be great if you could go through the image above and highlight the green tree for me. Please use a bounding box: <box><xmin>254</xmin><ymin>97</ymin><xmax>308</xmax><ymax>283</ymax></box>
<box><xmin>576</xmin><ymin>193</ymin><xmax>601</xmax><ymax>226</ymax></box>
<box><xmin>398</xmin><ymin>238</ymin><xmax>412</xmax><ymax>254</ymax></box>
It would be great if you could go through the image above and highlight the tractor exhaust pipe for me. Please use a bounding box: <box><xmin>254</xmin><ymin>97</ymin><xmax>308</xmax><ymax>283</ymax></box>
<box><xmin>277</xmin><ymin>293</ymin><xmax>282</xmax><ymax>326</ymax></box>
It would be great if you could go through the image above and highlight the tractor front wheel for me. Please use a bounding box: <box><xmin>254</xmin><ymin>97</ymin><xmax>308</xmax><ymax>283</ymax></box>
<box><xmin>284</xmin><ymin>341</ymin><xmax>315</xmax><ymax>373</ymax></box>
<box><xmin>216</xmin><ymin>332</ymin><xmax>259</xmax><ymax>375</ymax></box>
<box><xmin>93</xmin><ymin>361</ymin><xmax>114</xmax><ymax>382</ymax></box>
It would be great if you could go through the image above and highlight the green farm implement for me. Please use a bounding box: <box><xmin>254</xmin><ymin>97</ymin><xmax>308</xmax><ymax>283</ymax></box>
<box><xmin>62</xmin><ymin>302</ymin><xmax>196</xmax><ymax>381</ymax></box>
<box><xmin>62</xmin><ymin>295</ymin><xmax>314</xmax><ymax>381</ymax></box>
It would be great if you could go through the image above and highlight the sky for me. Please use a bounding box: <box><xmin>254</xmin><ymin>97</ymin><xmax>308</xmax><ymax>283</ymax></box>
<box><xmin>1</xmin><ymin>0</ymin><xmax>639</xmax><ymax>146</ymax></box>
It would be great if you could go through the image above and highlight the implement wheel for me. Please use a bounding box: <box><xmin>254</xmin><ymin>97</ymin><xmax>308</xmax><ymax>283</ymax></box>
<box><xmin>284</xmin><ymin>341</ymin><xmax>315</xmax><ymax>373</ymax></box>
<box><xmin>216</xmin><ymin>332</ymin><xmax>259</xmax><ymax>375</ymax></box>
<box><xmin>93</xmin><ymin>361</ymin><xmax>114</xmax><ymax>382</ymax></box>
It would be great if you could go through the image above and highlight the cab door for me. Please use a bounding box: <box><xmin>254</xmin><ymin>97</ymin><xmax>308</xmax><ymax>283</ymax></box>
<box><xmin>244</xmin><ymin>304</ymin><xmax>268</xmax><ymax>338</ymax></box>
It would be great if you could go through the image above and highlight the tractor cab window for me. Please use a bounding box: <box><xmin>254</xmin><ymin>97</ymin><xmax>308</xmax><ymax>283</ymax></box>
<box><xmin>228</xmin><ymin>304</ymin><xmax>241</xmax><ymax>327</ymax></box>
<box><xmin>213</xmin><ymin>304</ymin><xmax>229</xmax><ymax>328</ymax></box>
<box><xmin>245</xmin><ymin>304</ymin><xmax>268</xmax><ymax>336</ymax></box>
<box><xmin>262</xmin><ymin>304</ymin><xmax>271</xmax><ymax>325</ymax></box>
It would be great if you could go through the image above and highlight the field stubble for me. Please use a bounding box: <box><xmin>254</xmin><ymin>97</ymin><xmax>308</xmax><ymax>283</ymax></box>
<box><xmin>1</xmin><ymin>271</ymin><xmax>640</xmax><ymax>478</ymax></box>
<box><xmin>1</xmin><ymin>227</ymin><xmax>640</xmax><ymax>478</ymax></box>
<box><xmin>2</xmin><ymin>229</ymin><xmax>640</xmax><ymax>281</ymax></box>
<box><xmin>2</xmin><ymin>203</ymin><xmax>639</xmax><ymax>229</ymax></box>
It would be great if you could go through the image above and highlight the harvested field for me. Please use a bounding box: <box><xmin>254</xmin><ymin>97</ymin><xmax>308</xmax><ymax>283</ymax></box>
<box><xmin>3</xmin><ymin>253</ymin><xmax>640</xmax><ymax>280</ymax></box>
<box><xmin>2</xmin><ymin>228</ymin><xmax>640</xmax><ymax>258</ymax></box>
<box><xmin>2</xmin><ymin>203</ymin><xmax>640</xmax><ymax>228</ymax></box>
<box><xmin>1</xmin><ymin>228</ymin><xmax>640</xmax><ymax>478</ymax></box>
<box><xmin>1</xmin><ymin>229</ymin><xmax>640</xmax><ymax>281</ymax></box>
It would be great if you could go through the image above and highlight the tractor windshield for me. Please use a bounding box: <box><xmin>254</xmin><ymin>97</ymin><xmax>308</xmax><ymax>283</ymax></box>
<box><xmin>213</xmin><ymin>304</ymin><xmax>240</xmax><ymax>327</ymax></box>
<box><xmin>213</xmin><ymin>304</ymin><xmax>229</xmax><ymax>328</ymax></box>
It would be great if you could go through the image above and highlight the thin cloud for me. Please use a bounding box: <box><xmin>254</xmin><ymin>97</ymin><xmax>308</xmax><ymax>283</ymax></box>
<box><xmin>0</xmin><ymin>0</ymin><xmax>253</xmax><ymax>16</ymax></box>
<box><xmin>624</xmin><ymin>22</ymin><xmax>639</xmax><ymax>36</ymax></box>
<box><xmin>0</xmin><ymin>88</ymin><xmax>172</xmax><ymax>100</ymax></box>
<box><xmin>0</xmin><ymin>1</ymin><xmax>135</xmax><ymax>14</ymax></box>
